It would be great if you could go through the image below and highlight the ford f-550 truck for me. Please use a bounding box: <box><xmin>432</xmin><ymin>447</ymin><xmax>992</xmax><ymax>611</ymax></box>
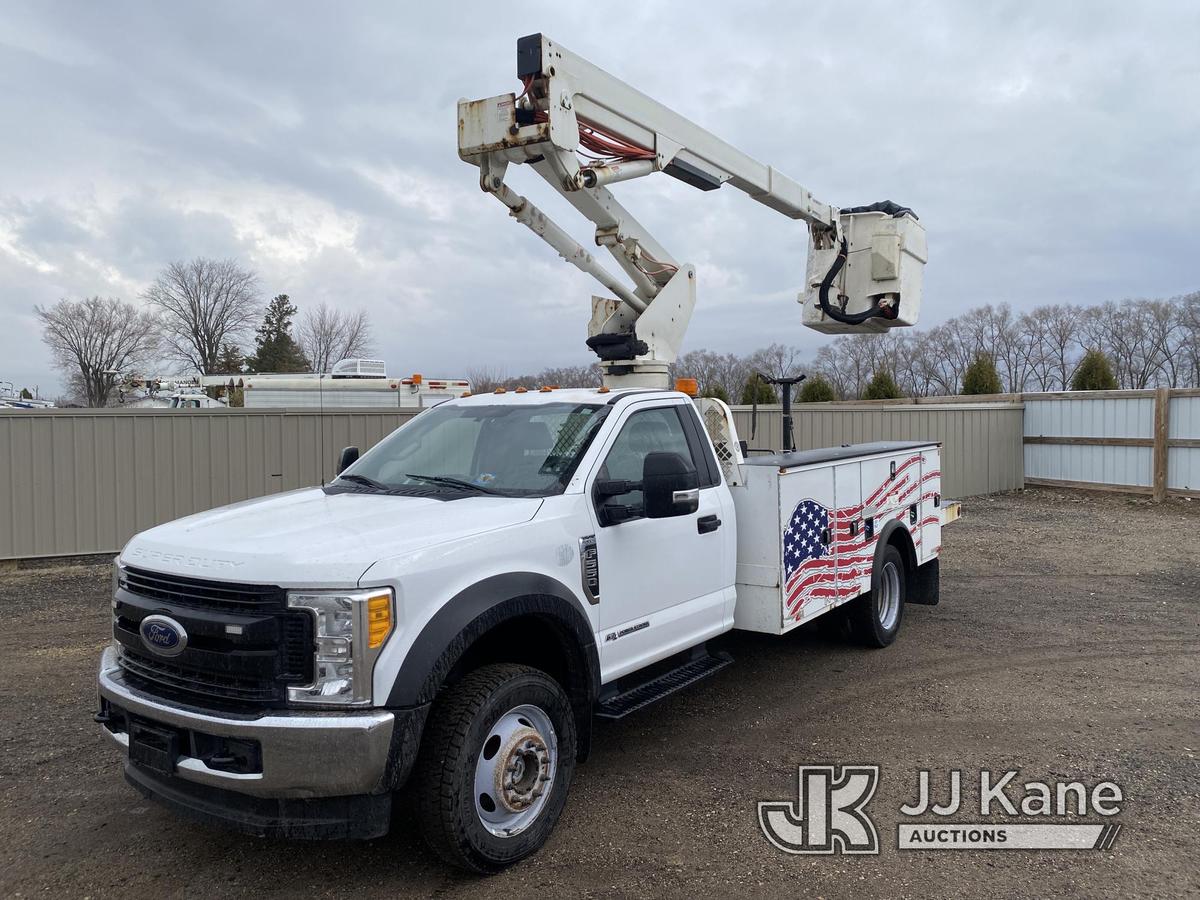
<box><xmin>97</xmin><ymin>389</ymin><xmax>945</xmax><ymax>870</ymax></box>
<box><xmin>97</xmin><ymin>34</ymin><xmax>940</xmax><ymax>871</ymax></box>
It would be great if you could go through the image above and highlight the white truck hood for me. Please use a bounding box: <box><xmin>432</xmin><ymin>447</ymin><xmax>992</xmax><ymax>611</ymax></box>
<box><xmin>120</xmin><ymin>488</ymin><xmax>543</xmax><ymax>586</ymax></box>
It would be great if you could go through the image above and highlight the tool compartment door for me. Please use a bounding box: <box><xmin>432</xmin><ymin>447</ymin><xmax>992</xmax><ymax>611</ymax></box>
<box><xmin>860</xmin><ymin>449</ymin><xmax>923</xmax><ymax>537</ymax></box>
<box><xmin>779</xmin><ymin>465</ymin><xmax>838</xmax><ymax>628</ymax></box>
<box><xmin>918</xmin><ymin>448</ymin><xmax>941</xmax><ymax>562</ymax></box>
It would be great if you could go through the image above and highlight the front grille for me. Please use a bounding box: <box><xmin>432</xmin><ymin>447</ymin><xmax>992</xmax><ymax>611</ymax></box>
<box><xmin>119</xmin><ymin>650</ymin><xmax>280</xmax><ymax>704</ymax></box>
<box><xmin>123</xmin><ymin>566</ymin><xmax>286</xmax><ymax>612</ymax></box>
<box><xmin>116</xmin><ymin>568</ymin><xmax>313</xmax><ymax>710</ymax></box>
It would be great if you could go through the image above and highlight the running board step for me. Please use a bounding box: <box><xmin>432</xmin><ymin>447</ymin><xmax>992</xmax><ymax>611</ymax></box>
<box><xmin>595</xmin><ymin>651</ymin><xmax>733</xmax><ymax>720</ymax></box>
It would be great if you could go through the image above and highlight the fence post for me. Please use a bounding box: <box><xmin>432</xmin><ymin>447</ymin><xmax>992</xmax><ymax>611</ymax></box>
<box><xmin>1152</xmin><ymin>388</ymin><xmax>1170</xmax><ymax>502</ymax></box>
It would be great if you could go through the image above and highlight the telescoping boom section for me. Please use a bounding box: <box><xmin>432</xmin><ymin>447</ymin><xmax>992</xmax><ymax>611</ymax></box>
<box><xmin>458</xmin><ymin>33</ymin><xmax>927</xmax><ymax>388</ymax></box>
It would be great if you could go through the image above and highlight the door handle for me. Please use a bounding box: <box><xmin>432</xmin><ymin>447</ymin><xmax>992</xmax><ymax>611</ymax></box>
<box><xmin>697</xmin><ymin>514</ymin><xmax>722</xmax><ymax>534</ymax></box>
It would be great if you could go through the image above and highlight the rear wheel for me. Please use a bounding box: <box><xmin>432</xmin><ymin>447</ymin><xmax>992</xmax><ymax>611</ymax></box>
<box><xmin>849</xmin><ymin>544</ymin><xmax>905</xmax><ymax>647</ymax></box>
<box><xmin>413</xmin><ymin>663</ymin><xmax>576</xmax><ymax>873</ymax></box>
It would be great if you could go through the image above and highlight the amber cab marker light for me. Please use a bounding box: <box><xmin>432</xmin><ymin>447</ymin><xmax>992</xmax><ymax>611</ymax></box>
<box><xmin>411</xmin><ymin>373</ymin><xmax>423</xmax><ymax>385</ymax></box>
<box><xmin>674</xmin><ymin>377</ymin><xmax>699</xmax><ymax>397</ymax></box>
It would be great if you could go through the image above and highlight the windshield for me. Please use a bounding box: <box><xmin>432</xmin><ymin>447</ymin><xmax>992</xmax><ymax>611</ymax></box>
<box><xmin>341</xmin><ymin>401</ymin><xmax>607</xmax><ymax>497</ymax></box>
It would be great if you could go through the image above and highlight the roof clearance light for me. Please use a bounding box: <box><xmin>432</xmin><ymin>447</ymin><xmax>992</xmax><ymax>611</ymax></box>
<box><xmin>412</xmin><ymin>373</ymin><xmax>423</xmax><ymax>385</ymax></box>
<box><xmin>674</xmin><ymin>377</ymin><xmax>699</xmax><ymax>397</ymax></box>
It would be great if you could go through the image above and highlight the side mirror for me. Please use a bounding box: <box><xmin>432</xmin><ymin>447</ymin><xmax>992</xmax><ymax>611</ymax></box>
<box><xmin>642</xmin><ymin>451</ymin><xmax>699</xmax><ymax>518</ymax></box>
<box><xmin>337</xmin><ymin>446</ymin><xmax>360</xmax><ymax>475</ymax></box>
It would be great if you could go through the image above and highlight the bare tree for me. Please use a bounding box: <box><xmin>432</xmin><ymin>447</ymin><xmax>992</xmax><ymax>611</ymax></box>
<box><xmin>465</xmin><ymin>365</ymin><xmax>508</xmax><ymax>392</ymax></box>
<box><xmin>1178</xmin><ymin>292</ymin><xmax>1200</xmax><ymax>388</ymax></box>
<box><xmin>144</xmin><ymin>258</ymin><xmax>261</xmax><ymax>374</ymax></box>
<box><xmin>36</xmin><ymin>296</ymin><xmax>160</xmax><ymax>407</ymax></box>
<box><xmin>673</xmin><ymin>349</ymin><xmax>749</xmax><ymax>401</ymax></box>
<box><xmin>297</xmin><ymin>303</ymin><xmax>374</xmax><ymax>373</ymax></box>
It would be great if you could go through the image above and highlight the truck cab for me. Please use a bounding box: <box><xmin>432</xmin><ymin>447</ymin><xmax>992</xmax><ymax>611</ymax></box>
<box><xmin>96</xmin><ymin>387</ymin><xmax>943</xmax><ymax>871</ymax></box>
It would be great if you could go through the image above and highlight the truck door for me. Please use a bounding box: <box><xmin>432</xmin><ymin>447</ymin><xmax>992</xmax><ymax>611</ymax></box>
<box><xmin>587</xmin><ymin>403</ymin><xmax>730</xmax><ymax>680</ymax></box>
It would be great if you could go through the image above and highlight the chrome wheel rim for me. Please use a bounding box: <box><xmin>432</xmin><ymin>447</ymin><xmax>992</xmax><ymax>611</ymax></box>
<box><xmin>876</xmin><ymin>560</ymin><xmax>901</xmax><ymax>631</ymax></box>
<box><xmin>474</xmin><ymin>704</ymin><xmax>557</xmax><ymax>837</ymax></box>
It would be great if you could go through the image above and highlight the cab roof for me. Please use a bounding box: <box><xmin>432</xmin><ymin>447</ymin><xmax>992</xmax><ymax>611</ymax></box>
<box><xmin>449</xmin><ymin>387</ymin><xmax>685</xmax><ymax>407</ymax></box>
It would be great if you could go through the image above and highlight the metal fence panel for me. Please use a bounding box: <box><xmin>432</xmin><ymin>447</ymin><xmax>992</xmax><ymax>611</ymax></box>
<box><xmin>0</xmin><ymin>398</ymin><xmax>1031</xmax><ymax>560</ymax></box>
<box><xmin>1024</xmin><ymin>443</ymin><xmax>1153</xmax><ymax>487</ymax></box>
<box><xmin>0</xmin><ymin>408</ymin><xmax>420</xmax><ymax>560</ymax></box>
<box><xmin>1168</xmin><ymin>395</ymin><xmax>1200</xmax><ymax>492</ymax></box>
<box><xmin>729</xmin><ymin>402</ymin><xmax>1024</xmax><ymax>498</ymax></box>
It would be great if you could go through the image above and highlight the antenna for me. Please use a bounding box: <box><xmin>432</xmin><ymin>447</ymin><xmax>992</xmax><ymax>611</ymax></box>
<box><xmin>319</xmin><ymin>371</ymin><xmax>326</xmax><ymax>487</ymax></box>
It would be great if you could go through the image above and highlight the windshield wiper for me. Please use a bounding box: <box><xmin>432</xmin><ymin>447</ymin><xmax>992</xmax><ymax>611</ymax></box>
<box><xmin>404</xmin><ymin>473</ymin><xmax>504</xmax><ymax>495</ymax></box>
<box><xmin>336</xmin><ymin>473</ymin><xmax>391</xmax><ymax>491</ymax></box>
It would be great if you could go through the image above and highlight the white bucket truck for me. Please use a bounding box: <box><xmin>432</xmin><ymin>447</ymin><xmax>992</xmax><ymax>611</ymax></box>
<box><xmin>96</xmin><ymin>34</ymin><xmax>940</xmax><ymax>872</ymax></box>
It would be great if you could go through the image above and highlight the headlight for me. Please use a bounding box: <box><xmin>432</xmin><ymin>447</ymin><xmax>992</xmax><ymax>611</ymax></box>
<box><xmin>286</xmin><ymin>588</ymin><xmax>394</xmax><ymax>706</ymax></box>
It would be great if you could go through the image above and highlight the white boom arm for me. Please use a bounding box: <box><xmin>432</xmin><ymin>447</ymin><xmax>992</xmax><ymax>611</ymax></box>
<box><xmin>458</xmin><ymin>33</ymin><xmax>927</xmax><ymax>388</ymax></box>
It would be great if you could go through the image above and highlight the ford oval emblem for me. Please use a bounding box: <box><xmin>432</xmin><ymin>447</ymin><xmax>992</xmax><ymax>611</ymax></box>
<box><xmin>139</xmin><ymin>614</ymin><xmax>188</xmax><ymax>657</ymax></box>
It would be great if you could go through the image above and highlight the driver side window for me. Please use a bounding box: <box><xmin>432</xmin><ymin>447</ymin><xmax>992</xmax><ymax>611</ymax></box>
<box><xmin>599</xmin><ymin>406</ymin><xmax>695</xmax><ymax>509</ymax></box>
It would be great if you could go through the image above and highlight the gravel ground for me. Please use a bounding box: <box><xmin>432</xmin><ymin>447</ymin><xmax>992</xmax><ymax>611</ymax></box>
<box><xmin>1</xmin><ymin>487</ymin><xmax>1197</xmax><ymax>899</ymax></box>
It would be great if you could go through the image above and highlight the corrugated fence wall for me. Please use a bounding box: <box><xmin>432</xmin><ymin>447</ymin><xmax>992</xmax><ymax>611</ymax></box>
<box><xmin>1022</xmin><ymin>389</ymin><xmax>1200</xmax><ymax>499</ymax></box>
<box><xmin>1</xmin><ymin>408</ymin><xmax>419</xmax><ymax>560</ymax></box>
<box><xmin>730</xmin><ymin>401</ymin><xmax>1024</xmax><ymax>498</ymax></box>
<box><xmin>1</xmin><ymin>399</ymin><xmax>1025</xmax><ymax>560</ymax></box>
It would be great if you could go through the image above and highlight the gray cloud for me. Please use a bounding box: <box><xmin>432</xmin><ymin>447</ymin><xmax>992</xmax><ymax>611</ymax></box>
<box><xmin>1</xmin><ymin>1</ymin><xmax>1197</xmax><ymax>395</ymax></box>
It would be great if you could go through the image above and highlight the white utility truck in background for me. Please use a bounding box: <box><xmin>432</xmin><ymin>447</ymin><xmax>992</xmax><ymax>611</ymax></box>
<box><xmin>241</xmin><ymin>359</ymin><xmax>471</xmax><ymax>409</ymax></box>
<box><xmin>96</xmin><ymin>34</ymin><xmax>940</xmax><ymax>872</ymax></box>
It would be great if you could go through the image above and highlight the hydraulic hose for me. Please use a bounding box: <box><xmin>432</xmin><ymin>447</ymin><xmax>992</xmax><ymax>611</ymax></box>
<box><xmin>817</xmin><ymin>238</ymin><xmax>894</xmax><ymax>326</ymax></box>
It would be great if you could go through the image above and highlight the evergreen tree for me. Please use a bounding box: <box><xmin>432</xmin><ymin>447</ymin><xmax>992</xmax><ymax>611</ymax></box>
<box><xmin>214</xmin><ymin>343</ymin><xmax>245</xmax><ymax>375</ymax></box>
<box><xmin>863</xmin><ymin>370</ymin><xmax>903</xmax><ymax>400</ymax></box>
<box><xmin>701</xmin><ymin>384</ymin><xmax>730</xmax><ymax>404</ymax></box>
<box><xmin>740</xmin><ymin>376</ymin><xmax>776</xmax><ymax>405</ymax></box>
<box><xmin>1071</xmin><ymin>349</ymin><xmax>1118</xmax><ymax>390</ymax></box>
<box><xmin>19</xmin><ymin>387</ymin><xmax>33</xmax><ymax>399</ymax></box>
<box><xmin>799</xmin><ymin>375</ymin><xmax>836</xmax><ymax>402</ymax></box>
<box><xmin>245</xmin><ymin>295</ymin><xmax>309</xmax><ymax>373</ymax></box>
<box><xmin>962</xmin><ymin>354</ymin><xmax>1003</xmax><ymax>395</ymax></box>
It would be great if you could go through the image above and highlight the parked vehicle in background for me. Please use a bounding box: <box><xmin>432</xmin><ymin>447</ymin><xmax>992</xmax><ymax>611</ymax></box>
<box><xmin>242</xmin><ymin>359</ymin><xmax>470</xmax><ymax>409</ymax></box>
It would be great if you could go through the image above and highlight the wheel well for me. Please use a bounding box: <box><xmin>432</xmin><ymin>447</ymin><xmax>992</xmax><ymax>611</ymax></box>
<box><xmin>885</xmin><ymin>524</ymin><xmax>919</xmax><ymax>595</ymax></box>
<box><xmin>443</xmin><ymin>612</ymin><xmax>594</xmax><ymax>761</ymax></box>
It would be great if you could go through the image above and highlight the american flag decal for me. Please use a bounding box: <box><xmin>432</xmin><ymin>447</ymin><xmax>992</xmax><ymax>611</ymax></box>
<box><xmin>783</xmin><ymin>455</ymin><xmax>940</xmax><ymax>618</ymax></box>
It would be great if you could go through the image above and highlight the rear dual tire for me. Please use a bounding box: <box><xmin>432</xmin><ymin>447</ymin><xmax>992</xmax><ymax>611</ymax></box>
<box><xmin>412</xmin><ymin>664</ymin><xmax>576</xmax><ymax>873</ymax></box>
<box><xmin>849</xmin><ymin>544</ymin><xmax>906</xmax><ymax>647</ymax></box>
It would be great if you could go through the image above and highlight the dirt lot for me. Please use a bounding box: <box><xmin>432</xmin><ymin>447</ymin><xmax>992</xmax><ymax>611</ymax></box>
<box><xmin>1</xmin><ymin>488</ymin><xmax>1197</xmax><ymax>898</ymax></box>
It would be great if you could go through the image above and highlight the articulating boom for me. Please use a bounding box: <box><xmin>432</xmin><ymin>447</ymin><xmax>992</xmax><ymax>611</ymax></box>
<box><xmin>458</xmin><ymin>33</ymin><xmax>927</xmax><ymax>388</ymax></box>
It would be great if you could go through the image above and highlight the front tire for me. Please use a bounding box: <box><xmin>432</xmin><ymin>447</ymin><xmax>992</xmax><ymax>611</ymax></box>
<box><xmin>849</xmin><ymin>544</ymin><xmax>906</xmax><ymax>647</ymax></box>
<box><xmin>413</xmin><ymin>663</ymin><xmax>577</xmax><ymax>873</ymax></box>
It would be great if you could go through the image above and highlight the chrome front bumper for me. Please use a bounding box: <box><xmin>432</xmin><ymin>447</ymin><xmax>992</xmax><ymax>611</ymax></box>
<box><xmin>96</xmin><ymin>646</ymin><xmax>395</xmax><ymax>799</ymax></box>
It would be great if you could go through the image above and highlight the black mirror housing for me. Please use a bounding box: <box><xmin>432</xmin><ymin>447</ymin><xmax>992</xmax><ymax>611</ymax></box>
<box><xmin>642</xmin><ymin>451</ymin><xmax>699</xmax><ymax>518</ymax></box>
<box><xmin>337</xmin><ymin>446</ymin><xmax>360</xmax><ymax>475</ymax></box>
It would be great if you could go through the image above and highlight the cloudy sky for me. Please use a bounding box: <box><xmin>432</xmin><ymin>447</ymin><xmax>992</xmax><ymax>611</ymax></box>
<box><xmin>1</xmin><ymin>2</ymin><xmax>1197</xmax><ymax>396</ymax></box>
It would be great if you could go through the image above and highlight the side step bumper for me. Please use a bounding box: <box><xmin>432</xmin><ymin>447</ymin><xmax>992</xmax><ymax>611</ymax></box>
<box><xmin>596</xmin><ymin>650</ymin><xmax>733</xmax><ymax>720</ymax></box>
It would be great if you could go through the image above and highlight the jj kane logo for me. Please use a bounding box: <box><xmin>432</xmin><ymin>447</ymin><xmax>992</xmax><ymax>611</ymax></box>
<box><xmin>758</xmin><ymin>766</ymin><xmax>881</xmax><ymax>854</ymax></box>
<box><xmin>759</xmin><ymin>766</ymin><xmax>1123</xmax><ymax>855</ymax></box>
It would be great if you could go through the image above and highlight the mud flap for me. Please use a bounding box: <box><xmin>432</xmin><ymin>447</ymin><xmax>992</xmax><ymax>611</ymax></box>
<box><xmin>907</xmin><ymin>558</ymin><xmax>940</xmax><ymax>605</ymax></box>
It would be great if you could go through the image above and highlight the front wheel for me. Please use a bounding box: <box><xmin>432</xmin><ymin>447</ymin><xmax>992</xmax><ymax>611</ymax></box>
<box><xmin>849</xmin><ymin>544</ymin><xmax>906</xmax><ymax>647</ymax></box>
<box><xmin>412</xmin><ymin>663</ymin><xmax>577</xmax><ymax>873</ymax></box>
